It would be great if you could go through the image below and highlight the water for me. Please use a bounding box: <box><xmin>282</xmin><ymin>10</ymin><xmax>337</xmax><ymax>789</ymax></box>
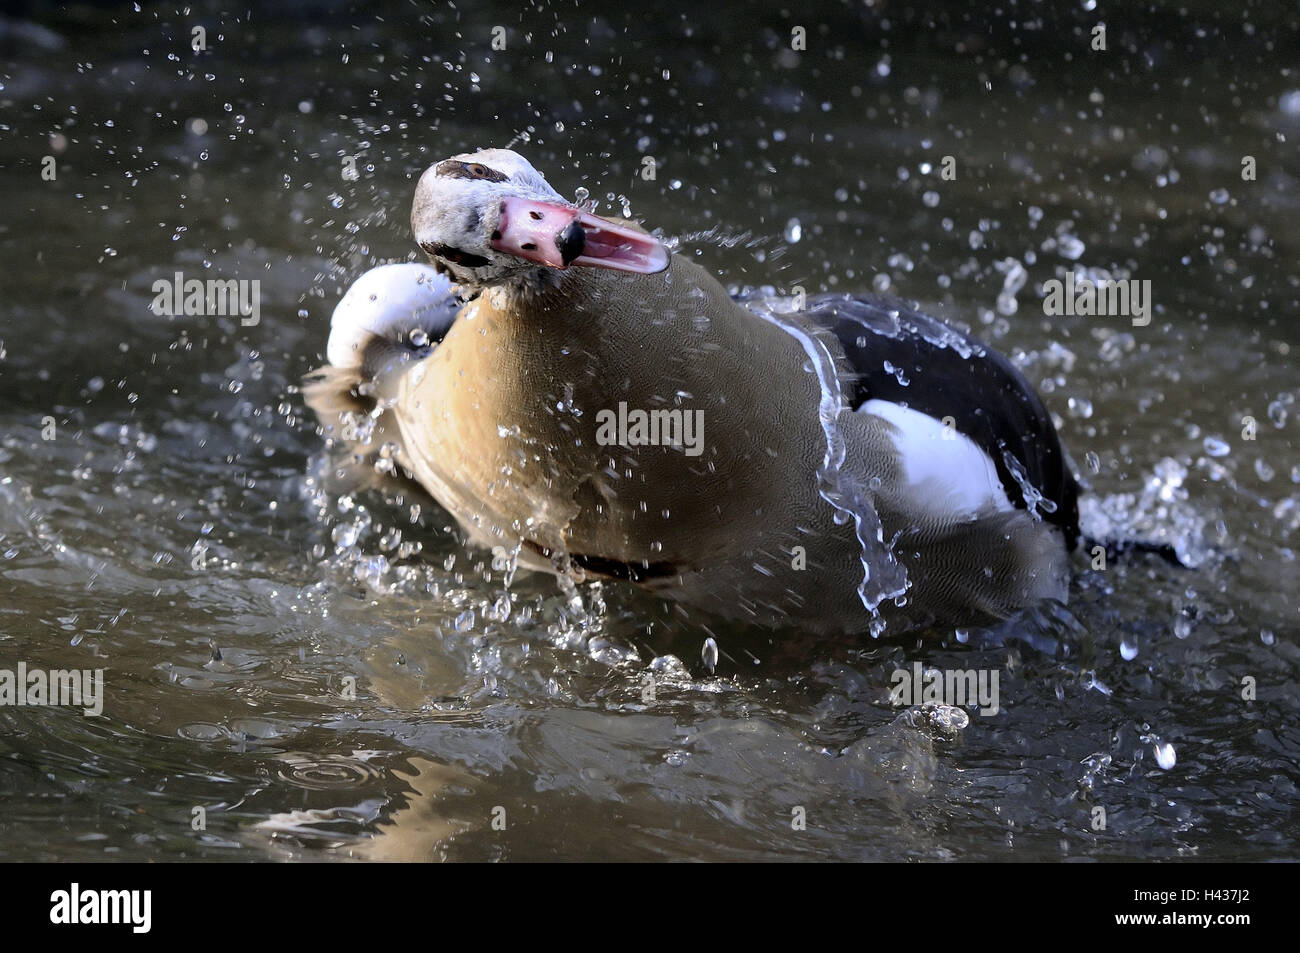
<box><xmin>1</xmin><ymin>2</ymin><xmax>1297</xmax><ymax>861</ymax></box>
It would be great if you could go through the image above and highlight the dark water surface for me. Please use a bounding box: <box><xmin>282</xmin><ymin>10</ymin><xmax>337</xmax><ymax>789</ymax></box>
<box><xmin>1</xmin><ymin>1</ymin><xmax>1297</xmax><ymax>860</ymax></box>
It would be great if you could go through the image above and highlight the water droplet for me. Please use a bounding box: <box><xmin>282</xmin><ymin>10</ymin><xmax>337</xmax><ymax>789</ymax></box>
<box><xmin>1154</xmin><ymin>742</ymin><xmax>1176</xmax><ymax>770</ymax></box>
<box><xmin>1203</xmin><ymin>436</ymin><xmax>1230</xmax><ymax>457</ymax></box>
<box><xmin>1120</xmin><ymin>637</ymin><xmax>1139</xmax><ymax>660</ymax></box>
<box><xmin>1057</xmin><ymin>234</ymin><xmax>1086</xmax><ymax>260</ymax></box>
<box><xmin>926</xmin><ymin>705</ymin><xmax>969</xmax><ymax>731</ymax></box>
<box><xmin>1067</xmin><ymin>397</ymin><xmax>1094</xmax><ymax>419</ymax></box>
<box><xmin>1082</xmin><ymin>670</ymin><xmax>1112</xmax><ymax>696</ymax></box>
<box><xmin>701</xmin><ymin>637</ymin><xmax>718</xmax><ymax>673</ymax></box>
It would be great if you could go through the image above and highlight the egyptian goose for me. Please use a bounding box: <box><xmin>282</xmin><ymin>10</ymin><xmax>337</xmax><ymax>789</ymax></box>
<box><xmin>306</xmin><ymin>149</ymin><xmax>1080</xmax><ymax>636</ymax></box>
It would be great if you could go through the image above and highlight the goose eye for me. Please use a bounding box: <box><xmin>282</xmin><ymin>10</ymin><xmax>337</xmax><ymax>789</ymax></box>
<box><xmin>434</xmin><ymin>159</ymin><xmax>508</xmax><ymax>182</ymax></box>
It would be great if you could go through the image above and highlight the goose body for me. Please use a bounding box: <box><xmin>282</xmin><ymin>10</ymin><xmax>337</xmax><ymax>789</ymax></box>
<box><xmin>306</xmin><ymin>149</ymin><xmax>1079</xmax><ymax>635</ymax></box>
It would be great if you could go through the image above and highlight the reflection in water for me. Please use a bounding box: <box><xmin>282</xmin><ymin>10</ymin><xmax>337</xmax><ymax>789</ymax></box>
<box><xmin>255</xmin><ymin>758</ymin><xmax>477</xmax><ymax>861</ymax></box>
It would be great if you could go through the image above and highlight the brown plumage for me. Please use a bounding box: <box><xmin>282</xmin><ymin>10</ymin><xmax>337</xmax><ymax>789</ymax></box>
<box><xmin>306</xmin><ymin>150</ymin><xmax>1078</xmax><ymax>635</ymax></box>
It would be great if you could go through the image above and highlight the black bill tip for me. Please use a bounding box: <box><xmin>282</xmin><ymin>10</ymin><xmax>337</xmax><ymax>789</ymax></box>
<box><xmin>556</xmin><ymin>218</ymin><xmax>586</xmax><ymax>266</ymax></box>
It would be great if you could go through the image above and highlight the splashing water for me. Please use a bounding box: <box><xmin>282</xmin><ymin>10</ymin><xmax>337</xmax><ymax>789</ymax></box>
<box><xmin>746</xmin><ymin>302</ymin><xmax>910</xmax><ymax>623</ymax></box>
<box><xmin>1078</xmin><ymin>457</ymin><xmax>1219</xmax><ymax>568</ymax></box>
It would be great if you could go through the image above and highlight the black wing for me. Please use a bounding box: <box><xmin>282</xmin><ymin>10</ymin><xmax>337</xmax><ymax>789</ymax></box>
<box><xmin>797</xmin><ymin>293</ymin><xmax>1080</xmax><ymax>549</ymax></box>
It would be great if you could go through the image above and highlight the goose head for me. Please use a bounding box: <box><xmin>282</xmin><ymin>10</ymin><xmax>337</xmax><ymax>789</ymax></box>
<box><xmin>410</xmin><ymin>148</ymin><xmax>669</xmax><ymax>293</ymax></box>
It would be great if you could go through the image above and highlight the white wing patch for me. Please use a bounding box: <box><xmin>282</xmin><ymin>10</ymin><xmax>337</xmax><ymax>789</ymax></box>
<box><xmin>857</xmin><ymin>398</ymin><xmax>1014</xmax><ymax>518</ymax></box>
<box><xmin>326</xmin><ymin>262</ymin><xmax>459</xmax><ymax>369</ymax></box>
